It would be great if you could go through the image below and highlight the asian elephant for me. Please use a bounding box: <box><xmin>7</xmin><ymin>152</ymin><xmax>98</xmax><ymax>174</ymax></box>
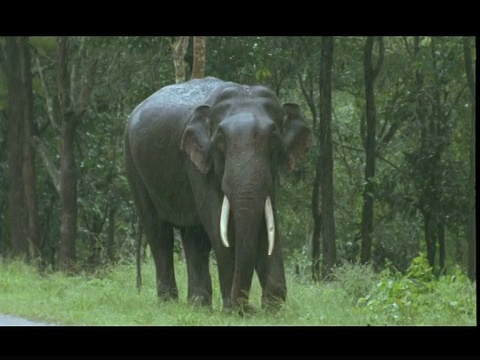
<box><xmin>124</xmin><ymin>77</ymin><xmax>312</xmax><ymax>313</ymax></box>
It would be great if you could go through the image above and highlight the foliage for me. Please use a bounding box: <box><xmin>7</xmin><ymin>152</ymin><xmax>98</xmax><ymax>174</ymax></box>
<box><xmin>357</xmin><ymin>253</ymin><xmax>476</xmax><ymax>325</ymax></box>
<box><xmin>331</xmin><ymin>261</ymin><xmax>380</xmax><ymax>302</ymax></box>
<box><xmin>0</xmin><ymin>36</ymin><xmax>474</xmax><ymax>286</ymax></box>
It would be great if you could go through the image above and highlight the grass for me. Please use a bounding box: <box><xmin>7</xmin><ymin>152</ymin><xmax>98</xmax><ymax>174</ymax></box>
<box><xmin>0</xmin><ymin>256</ymin><xmax>476</xmax><ymax>326</ymax></box>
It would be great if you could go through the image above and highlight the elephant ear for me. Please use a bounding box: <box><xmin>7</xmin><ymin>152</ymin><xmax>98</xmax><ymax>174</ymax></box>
<box><xmin>282</xmin><ymin>103</ymin><xmax>313</xmax><ymax>174</ymax></box>
<box><xmin>180</xmin><ymin>105</ymin><xmax>212</xmax><ymax>174</ymax></box>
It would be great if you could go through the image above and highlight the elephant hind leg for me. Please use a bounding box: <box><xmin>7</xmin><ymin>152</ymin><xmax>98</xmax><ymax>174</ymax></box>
<box><xmin>125</xmin><ymin>137</ymin><xmax>178</xmax><ymax>300</ymax></box>
<box><xmin>182</xmin><ymin>226</ymin><xmax>212</xmax><ymax>307</ymax></box>
<box><xmin>128</xmin><ymin>178</ymin><xmax>178</xmax><ymax>300</ymax></box>
<box><xmin>149</xmin><ymin>220</ymin><xmax>178</xmax><ymax>301</ymax></box>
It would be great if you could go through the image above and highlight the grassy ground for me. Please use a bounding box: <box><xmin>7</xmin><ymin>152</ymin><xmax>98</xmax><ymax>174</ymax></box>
<box><xmin>0</xmin><ymin>256</ymin><xmax>476</xmax><ymax>326</ymax></box>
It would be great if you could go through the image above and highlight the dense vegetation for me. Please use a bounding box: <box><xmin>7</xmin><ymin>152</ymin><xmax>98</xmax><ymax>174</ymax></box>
<box><xmin>0</xmin><ymin>36</ymin><xmax>476</xmax><ymax>324</ymax></box>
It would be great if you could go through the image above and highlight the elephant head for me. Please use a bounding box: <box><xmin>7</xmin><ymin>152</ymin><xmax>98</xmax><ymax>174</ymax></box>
<box><xmin>180</xmin><ymin>84</ymin><xmax>312</xmax><ymax>310</ymax></box>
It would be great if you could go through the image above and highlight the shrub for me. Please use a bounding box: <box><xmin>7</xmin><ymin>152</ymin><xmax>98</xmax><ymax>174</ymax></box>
<box><xmin>331</xmin><ymin>261</ymin><xmax>379</xmax><ymax>303</ymax></box>
<box><xmin>357</xmin><ymin>253</ymin><xmax>476</xmax><ymax>325</ymax></box>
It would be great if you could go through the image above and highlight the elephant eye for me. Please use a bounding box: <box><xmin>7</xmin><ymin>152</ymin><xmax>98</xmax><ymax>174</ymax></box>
<box><xmin>270</xmin><ymin>125</ymin><xmax>282</xmax><ymax>149</ymax></box>
<box><xmin>213</xmin><ymin>130</ymin><xmax>225</xmax><ymax>153</ymax></box>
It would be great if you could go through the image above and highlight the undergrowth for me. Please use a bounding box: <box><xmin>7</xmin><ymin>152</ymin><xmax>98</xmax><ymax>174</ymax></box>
<box><xmin>0</xmin><ymin>253</ymin><xmax>475</xmax><ymax>326</ymax></box>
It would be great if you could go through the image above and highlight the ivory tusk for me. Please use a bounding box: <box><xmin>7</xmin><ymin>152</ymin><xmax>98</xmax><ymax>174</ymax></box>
<box><xmin>265</xmin><ymin>196</ymin><xmax>275</xmax><ymax>256</ymax></box>
<box><xmin>220</xmin><ymin>195</ymin><xmax>230</xmax><ymax>248</ymax></box>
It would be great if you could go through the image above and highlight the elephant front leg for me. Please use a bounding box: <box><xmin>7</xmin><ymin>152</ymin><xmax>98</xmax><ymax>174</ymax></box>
<box><xmin>255</xmin><ymin>225</ymin><xmax>287</xmax><ymax>312</ymax></box>
<box><xmin>181</xmin><ymin>226</ymin><xmax>213</xmax><ymax>307</ymax></box>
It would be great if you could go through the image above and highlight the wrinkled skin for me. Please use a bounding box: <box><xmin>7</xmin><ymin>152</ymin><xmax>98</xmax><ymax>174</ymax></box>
<box><xmin>124</xmin><ymin>77</ymin><xmax>312</xmax><ymax>313</ymax></box>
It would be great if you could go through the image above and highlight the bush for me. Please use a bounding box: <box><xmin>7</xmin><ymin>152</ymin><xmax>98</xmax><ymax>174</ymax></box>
<box><xmin>357</xmin><ymin>253</ymin><xmax>476</xmax><ymax>325</ymax></box>
<box><xmin>331</xmin><ymin>261</ymin><xmax>380</xmax><ymax>304</ymax></box>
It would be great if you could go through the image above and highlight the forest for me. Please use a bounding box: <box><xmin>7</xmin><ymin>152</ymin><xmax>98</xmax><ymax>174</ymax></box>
<box><xmin>0</xmin><ymin>37</ymin><xmax>476</xmax><ymax>319</ymax></box>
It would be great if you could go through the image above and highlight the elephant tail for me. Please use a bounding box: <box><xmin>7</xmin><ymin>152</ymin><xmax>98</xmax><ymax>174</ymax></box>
<box><xmin>136</xmin><ymin>223</ymin><xmax>143</xmax><ymax>291</ymax></box>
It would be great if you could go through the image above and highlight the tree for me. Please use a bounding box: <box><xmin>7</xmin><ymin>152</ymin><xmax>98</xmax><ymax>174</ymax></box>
<box><xmin>0</xmin><ymin>36</ymin><xmax>472</xmax><ymax>281</ymax></box>
<box><xmin>318</xmin><ymin>36</ymin><xmax>337</xmax><ymax>279</ymax></box>
<box><xmin>191</xmin><ymin>36</ymin><xmax>206</xmax><ymax>79</ymax></box>
<box><xmin>398</xmin><ymin>37</ymin><xmax>469</xmax><ymax>272</ymax></box>
<box><xmin>173</xmin><ymin>36</ymin><xmax>206</xmax><ymax>83</ymax></box>
<box><xmin>360</xmin><ymin>36</ymin><xmax>384</xmax><ymax>264</ymax></box>
<box><xmin>311</xmin><ymin>36</ymin><xmax>337</xmax><ymax>281</ymax></box>
<box><xmin>2</xmin><ymin>37</ymin><xmax>39</xmax><ymax>259</ymax></box>
<box><xmin>173</xmin><ymin>36</ymin><xmax>189</xmax><ymax>83</ymax></box>
<box><xmin>463</xmin><ymin>36</ymin><xmax>475</xmax><ymax>281</ymax></box>
<box><xmin>55</xmin><ymin>37</ymin><xmax>97</xmax><ymax>270</ymax></box>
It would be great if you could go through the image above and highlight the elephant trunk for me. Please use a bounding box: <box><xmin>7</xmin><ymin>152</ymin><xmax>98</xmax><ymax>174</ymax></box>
<box><xmin>229</xmin><ymin>196</ymin><xmax>263</xmax><ymax>309</ymax></box>
<box><xmin>218</xmin><ymin>190</ymin><xmax>275</xmax><ymax>309</ymax></box>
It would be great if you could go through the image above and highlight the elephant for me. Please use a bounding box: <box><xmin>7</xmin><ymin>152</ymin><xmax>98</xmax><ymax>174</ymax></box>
<box><xmin>124</xmin><ymin>76</ymin><xmax>312</xmax><ymax>313</ymax></box>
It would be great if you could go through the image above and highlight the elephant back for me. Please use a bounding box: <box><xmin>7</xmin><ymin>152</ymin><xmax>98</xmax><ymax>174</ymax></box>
<box><xmin>131</xmin><ymin>77</ymin><xmax>229</xmax><ymax>118</ymax></box>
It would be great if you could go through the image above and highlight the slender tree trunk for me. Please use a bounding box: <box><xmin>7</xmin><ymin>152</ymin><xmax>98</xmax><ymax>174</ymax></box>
<box><xmin>173</xmin><ymin>36</ymin><xmax>189</xmax><ymax>83</ymax></box>
<box><xmin>438</xmin><ymin>222</ymin><xmax>446</xmax><ymax>274</ymax></box>
<box><xmin>190</xmin><ymin>36</ymin><xmax>206</xmax><ymax>79</ymax></box>
<box><xmin>0</xmin><ymin>200</ymin><xmax>6</xmax><ymax>256</ymax></box>
<box><xmin>106</xmin><ymin>207</ymin><xmax>116</xmax><ymax>263</ymax></box>
<box><xmin>424</xmin><ymin>212</ymin><xmax>436</xmax><ymax>267</ymax></box>
<box><xmin>58</xmin><ymin>120</ymin><xmax>78</xmax><ymax>270</ymax></box>
<box><xmin>311</xmin><ymin>159</ymin><xmax>321</xmax><ymax>282</ymax></box>
<box><xmin>463</xmin><ymin>36</ymin><xmax>476</xmax><ymax>281</ymax></box>
<box><xmin>55</xmin><ymin>37</ymin><xmax>97</xmax><ymax>271</ymax></box>
<box><xmin>5</xmin><ymin>37</ymin><xmax>29</xmax><ymax>258</ymax></box>
<box><xmin>360</xmin><ymin>36</ymin><xmax>384</xmax><ymax>264</ymax></box>
<box><xmin>318</xmin><ymin>36</ymin><xmax>336</xmax><ymax>279</ymax></box>
<box><xmin>412</xmin><ymin>36</ymin><xmax>435</xmax><ymax>267</ymax></box>
<box><xmin>21</xmin><ymin>38</ymin><xmax>40</xmax><ymax>259</ymax></box>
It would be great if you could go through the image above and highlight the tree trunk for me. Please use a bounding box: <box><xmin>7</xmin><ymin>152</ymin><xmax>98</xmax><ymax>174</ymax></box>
<box><xmin>438</xmin><ymin>222</ymin><xmax>446</xmax><ymax>274</ymax></box>
<box><xmin>172</xmin><ymin>36</ymin><xmax>189</xmax><ymax>83</ymax></box>
<box><xmin>360</xmin><ymin>36</ymin><xmax>384</xmax><ymax>264</ymax></box>
<box><xmin>463</xmin><ymin>36</ymin><xmax>476</xmax><ymax>281</ymax></box>
<box><xmin>311</xmin><ymin>159</ymin><xmax>321</xmax><ymax>282</ymax></box>
<box><xmin>55</xmin><ymin>36</ymin><xmax>96</xmax><ymax>271</ymax></box>
<box><xmin>412</xmin><ymin>36</ymin><xmax>435</xmax><ymax>267</ymax></box>
<box><xmin>429</xmin><ymin>37</ymin><xmax>449</xmax><ymax>273</ymax></box>
<box><xmin>5</xmin><ymin>37</ymin><xmax>29</xmax><ymax>258</ymax></box>
<box><xmin>190</xmin><ymin>36</ymin><xmax>206</xmax><ymax>79</ymax></box>
<box><xmin>424</xmin><ymin>212</ymin><xmax>436</xmax><ymax>267</ymax></box>
<box><xmin>318</xmin><ymin>36</ymin><xmax>336</xmax><ymax>279</ymax></box>
<box><xmin>106</xmin><ymin>207</ymin><xmax>116</xmax><ymax>263</ymax></box>
<box><xmin>58</xmin><ymin>120</ymin><xmax>78</xmax><ymax>270</ymax></box>
<box><xmin>21</xmin><ymin>38</ymin><xmax>41</xmax><ymax>259</ymax></box>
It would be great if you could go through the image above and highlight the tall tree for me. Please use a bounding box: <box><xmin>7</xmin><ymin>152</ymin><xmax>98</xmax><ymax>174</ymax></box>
<box><xmin>463</xmin><ymin>36</ymin><xmax>475</xmax><ymax>281</ymax></box>
<box><xmin>190</xmin><ymin>36</ymin><xmax>206</xmax><ymax>79</ymax></box>
<box><xmin>429</xmin><ymin>37</ymin><xmax>447</xmax><ymax>273</ymax></box>
<box><xmin>3</xmin><ymin>37</ymin><xmax>39</xmax><ymax>258</ymax></box>
<box><xmin>318</xmin><ymin>36</ymin><xmax>336</xmax><ymax>279</ymax></box>
<box><xmin>56</xmin><ymin>37</ymin><xmax>97</xmax><ymax>270</ymax></box>
<box><xmin>172</xmin><ymin>36</ymin><xmax>189</xmax><ymax>83</ymax></box>
<box><xmin>311</xmin><ymin>36</ymin><xmax>336</xmax><ymax>281</ymax></box>
<box><xmin>360</xmin><ymin>36</ymin><xmax>384</xmax><ymax>264</ymax></box>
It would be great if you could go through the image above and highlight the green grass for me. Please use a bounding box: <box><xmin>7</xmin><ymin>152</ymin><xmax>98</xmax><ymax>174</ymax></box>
<box><xmin>0</xmin><ymin>256</ymin><xmax>476</xmax><ymax>326</ymax></box>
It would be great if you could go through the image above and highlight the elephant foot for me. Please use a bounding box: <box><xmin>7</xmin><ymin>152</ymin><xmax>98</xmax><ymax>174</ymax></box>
<box><xmin>262</xmin><ymin>301</ymin><xmax>282</xmax><ymax>314</ymax></box>
<box><xmin>222</xmin><ymin>302</ymin><xmax>257</xmax><ymax>317</ymax></box>
<box><xmin>188</xmin><ymin>295</ymin><xmax>212</xmax><ymax>308</ymax></box>
<box><xmin>261</xmin><ymin>285</ymin><xmax>286</xmax><ymax>314</ymax></box>
<box><xmin>157</xmin><ymin>285</ymin><xmax>179</xmax><ymax>302</ymax></box>
<box><xmin>238</xmin><ymin>303</ymin><xmax>257</xmax><ymax>317</ymax></box>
